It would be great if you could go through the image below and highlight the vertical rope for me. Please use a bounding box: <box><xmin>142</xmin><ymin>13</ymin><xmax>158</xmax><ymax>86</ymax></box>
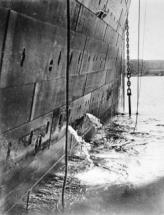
<box><xmin>137</xmin><ymin>0</ymin><xmax>141</xmax><ymax>115</ymax></box>
<box><xmin>61</xmin><ymin>0</ymin><xmax>70</xmax><ymax>210</ymax></box>
<box><xmin>134</xmin><ymin>0</ymin><xmax>141</xmax><ymax>131</ymax></box>
<box><xmin>26</xmin><ymin>191</ymin><xmax>30</xmax><ymax>211</ymax></box>
<box><xmin>140</xmin><ymin>0</ymin><xmax>147</xmax><ymax>78</ymax></box>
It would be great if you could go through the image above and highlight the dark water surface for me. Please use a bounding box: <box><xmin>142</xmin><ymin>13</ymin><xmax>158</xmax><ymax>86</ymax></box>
<box><xmin>2</xmin><ymin>76</ymin><xmax>164</xmax><ymax>215</ymax></box>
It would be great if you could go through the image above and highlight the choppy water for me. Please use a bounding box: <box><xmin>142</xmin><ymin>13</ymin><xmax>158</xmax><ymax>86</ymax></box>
<box><xmin>2</xmin><ymin>76</ymin><xmax>164</xmax><ymax>215</ymax></box>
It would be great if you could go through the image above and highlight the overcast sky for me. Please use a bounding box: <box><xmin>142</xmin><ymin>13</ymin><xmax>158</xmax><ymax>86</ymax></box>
<box><xmin>129</xmin><ymin>0</ymin><xmax>164</xmax><ymax>60</ymax></box>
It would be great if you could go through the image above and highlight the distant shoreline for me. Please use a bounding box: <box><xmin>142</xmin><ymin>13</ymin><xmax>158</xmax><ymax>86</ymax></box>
<box><xmin>129</xmin><ymin>59</ymin><xmax>164</xmax><ymax>76</ymax></box>
<box><xmin>131</xmin><ymin>74</ymin><xmax>164</xmax><ymax>77</ymax></box>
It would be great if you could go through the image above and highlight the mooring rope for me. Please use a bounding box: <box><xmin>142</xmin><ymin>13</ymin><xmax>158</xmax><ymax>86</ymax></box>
<box><xmin>61</xmin><ymin>0</ymin><xmax>71</xmax><ymax>210</ymax></box>
<box><xmin>134</xmin><ymin>0</ymin><xmax>147</xmax><ymax>131</ymax></box>
<box><xmin>133</xmin><ymin>0</ymin><xmax>141</xmax><ymax>131</ymax></box>
<box><xmin>140</xmin><ymin>0</ymin><xmax>147</xmax><ymax>78</ymax></box>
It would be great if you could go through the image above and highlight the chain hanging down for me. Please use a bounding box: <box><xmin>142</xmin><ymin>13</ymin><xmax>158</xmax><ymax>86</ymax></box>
<box><xmin>126</xmin><ymin>18</ymin><xmax>132</xmax><ymax>117</ymax></box>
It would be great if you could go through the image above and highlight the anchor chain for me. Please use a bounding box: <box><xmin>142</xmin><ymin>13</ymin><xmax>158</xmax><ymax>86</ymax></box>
<box><xmin>126</xmin><ymin>18</ymin><xmax>132</xmax><ymax>116</ymax></box>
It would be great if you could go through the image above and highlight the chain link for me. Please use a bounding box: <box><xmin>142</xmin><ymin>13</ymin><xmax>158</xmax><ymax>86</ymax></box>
<box><xmin>126</xmin><ymin>19</ymin><xmax>132</xmax><ymax>97</ymax></box>
<box><xmin>126</xmin><ymin>18</ymin><xmax>132</xmax><ymax>116</ymax></box>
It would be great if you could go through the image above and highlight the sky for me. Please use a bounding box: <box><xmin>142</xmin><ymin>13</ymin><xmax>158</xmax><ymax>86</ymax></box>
<box><xmin>129</xmin><ymin>0</ymin><xmax>164</xmax><ymax>60</ymax></box>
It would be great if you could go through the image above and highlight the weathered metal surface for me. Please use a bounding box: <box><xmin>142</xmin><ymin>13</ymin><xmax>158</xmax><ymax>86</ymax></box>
<box><xmin>113</xmin><ymin>31</ymin><xmax>119</xmax><ymax>47</ymax></box>
<box><xmin>99</xmin><ymin>83</ymin><xmax>114</xmax><ymax>117</ymax></box>
<box><xmin>108</xmin><ymin>0</ymin><xmax>123</xmax><ymax>20</ymax></box>
<box><xmin>0</xmin><ymin>8</ymin><xmax>9</xmax><ymax>70</ymax></box>
<box><xmin>0</xmin><ymin>0</ymin><xmax>129</xmax><ymax>192</ymax></box>
<box><xmin>50</xmin><ymin>107</ymin><xmax>74</xmax><ymax>154</ymax></box>
<box><xmin>0</xmin><ymin>0</ymin><xmax>81</xmax><ymax>31</ymax></box>
<box><xmin>80</xmin><ymin>38</ymin><xmax>108</xmax><ymax>74</ymax></box>
<box><xmin>0</xmin><ymin>84</ymin><xmax>35</xmax><ymax>134</ymax></box>
<box><xmin>105</xmin><ymin>12</ymin><xmax>118</xmax><ymax>31</ymax></box>
<box><xmin>0</xmin><ymin>112</ymin><xmax>55</xmax><ymax>212</ymax></box>
<box><xmin>117</xmin><ymin>0</ymin><xmax>128</xmax><ymax>30</ymax></box>
<box><xmin>44</xmin><ymin>26</ymin><xmax>87</xmax><ymax>79</ymax></box>
<box><xmin>79</xmin><ymin>48</ymin><xmax>91</xmax><ymax>74</ymax></box>
<box><xmin>112</xmin><ymin>81</ymin><xmax>120</xmax><ymax>112</ymax></box>
<box><xmin>45</xmin><ymin>46</ymin><xmax>66</xmax><ymax>80</ymax></box>
<box><xmin>104</xmin><ymin>27</ymin><xmax>118</xmax><ymax>50</ymax></box>
<box><xmin>104</xmin><ymin>45</ymin><xmax>118</xmax><ymax>72</ymax></box>
<box><xmin>105</xmin><ymin>68</ymin><xmax>115</xmax><ymax>84</ymax></box>
<box><xmin>115</xmin><ymin>49</ymin><xmax>123</xmax><ymax>80</ymax></box>
<box><xmin>44</xmin><ymin>27</ymin><xmax>86</xmax><ymax>80</ymax></box>
<box><xmin>0</xmin><ymin>11</ymin><xmax>57</xmax><ymax>88</ymax></box>
<box><xmin>94</xmin><ymin>17</ymin><xmax>107</xmax><ymax>41</ymax></box>
<box><xmin>89</xmin><ymin>88</ymin><xmax>103</xmax><ymax>117</ymax></box>
<box><xmin>104</xmin><ymin>25</ymin><xmax>114</xmax><ymax>45</ymax></box>
<box><xmin>31</xmin><ymin>78</ymin><xmax>66</xmax><ymax>120</ymax></box>
<box><xmin>50</xmin><ymin>107</ymin><xmax>65</xmax><ymax>143</ymax></box>
<box><xmin>69</xmin><ymin>74</ymin><xmax>87</xmax><ymax>101</ymax></box>
<box><xmin>76</xmin><ymin>5</ymin><xmax>97</xmax><ymax>37</ymax></box>
<box><xmin>0</xmin><ymin>112</ymin><xmax>52</xmax><ymax>170</ymax></box>
<box><xmin>50</xmin><ymin>107</ymin><xmax>80</xmax><ymax>158</ymax></box>
<box><xmin>32</xmin><ymin>74</ymin><xmax>87</xmax><ymax>120</ymax></box>
<box><xmin>116</xmin><ymin>23</ymin><xmax>124</xmax><ymax>36</ymax></box>
<box><xmin>76</xmin><ymin>0</ymin><xmax>123</xmax><ymax>39</ymax></box>
<box><xmin>105</xmin><ymin>46</ymin><xmax>112</xmax><ymax>70</ymax></box>
<box><xmin>69</xmin><ymin>93</ymin><xmax>91</xmax><ymax>123</ymax></box>
<box><xmin>100</xmin><ymin>107</ymin><xmax>112</xmax><ymax>122</ymax></box>
<box><xmin>78</xmin><ymin>0</ymin><xmax>108</xmax><ymax>13</ymax></box>
<box><xmin>69</xmin><ymin>32</ymin><xmax>86</xmax><ymax>76</ymax></box>
<box><xmin>77</xmin><ymin>0</ymin><xmax>124</xmax><ymax>31</ymax></box>
<box><xmin>103</xmin><ymin>0</ymin><xmax>126</xmax><ymax>29</ymax></box>
<box><xmin>119</xmin><ymin>0</ymin><xmax>129</xmax><ymax>29</ymax></box>
<box><xmin>116</xmin><ymin>35</ymin><xmax>124</xmax><ymax>59</ymax></box>
<box><xmin>44</xmin><ymin>26</ymin><xmax>67</xmax><ymax>80</ymax></box>
<box><xmin>0</xmin><ymin>8</ymin><xmax>89</xmax><ymax>87</ymax></box>
<box><xmin>84</xmin><ymin>70</ymin><xmax>106</xmax><ymax>94</ymax></box>
<box><xmin>111</xmin><ymin>46</ymin><xmax>119</xmax><ymax>62</ymax></box>
<box><xmin>43</xmin><ymin>28</ymin><xmax>86</xmax><ymax>80</ymax></box>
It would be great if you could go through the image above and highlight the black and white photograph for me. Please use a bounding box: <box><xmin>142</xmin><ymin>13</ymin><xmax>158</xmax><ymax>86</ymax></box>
<box><xmin>0</xmin><ymin>0</ymin><xmax>164</xmax><ymax>214</ymax></box>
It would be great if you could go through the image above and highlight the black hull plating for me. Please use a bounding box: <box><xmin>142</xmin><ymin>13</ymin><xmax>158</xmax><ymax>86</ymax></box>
<box><xmin>0</xmin><ymin>0</ymin><xmax>130</xmax><ymax>211</ymax></box>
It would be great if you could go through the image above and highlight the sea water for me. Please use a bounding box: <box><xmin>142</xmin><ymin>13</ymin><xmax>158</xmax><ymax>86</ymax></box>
<box><xmin>3</xmin><ymin>76</ymin><xmax>164</xmax><ymax>215</ymax></box>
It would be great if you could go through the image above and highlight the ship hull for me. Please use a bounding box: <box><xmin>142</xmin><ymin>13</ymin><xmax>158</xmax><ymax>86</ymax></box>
<box><xmin>0</xmin><ymin>0</ymin><xmax>130</xmax><ymax>211</ymax></box>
